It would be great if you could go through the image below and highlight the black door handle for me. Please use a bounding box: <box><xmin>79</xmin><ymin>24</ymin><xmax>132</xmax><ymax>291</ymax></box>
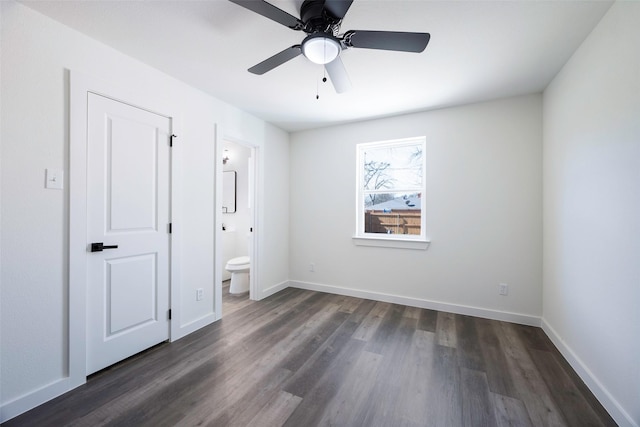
<box><xmin>90</xmin><ymin>242</ymin><xmax>119</xmax><ymax>252</ymax></box>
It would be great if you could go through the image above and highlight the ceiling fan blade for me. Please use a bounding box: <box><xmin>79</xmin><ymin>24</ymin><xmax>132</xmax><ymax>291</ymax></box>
<box><xmin>325</xmin><ymin>57</ymin><xmax>352</xmax><ymax>93</ymax></box>
<box><xmin>248</xmin><ymin>45</ymin><xmax>302</xmax><ymax>75</ymax></box>
<box><xmin>324</xmin><ymin>0</ymin><xmax>354</xmax><ymax>20</ymax></box>
<box><xmin>229</xmin><ymin>0</ymin><xmax>304</xmax><ymax>30</ymax></box>
<box><xmin>346</xmin><ymin>30</ymin><xmax>431</xmax><ymax>53</ymax></box>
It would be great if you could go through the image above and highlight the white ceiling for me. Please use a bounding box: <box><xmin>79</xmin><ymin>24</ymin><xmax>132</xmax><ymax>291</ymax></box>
<box><xmin>19</xmin><ymin>0</ymin><xmax>613</xmax><ymax>132</ymax></box>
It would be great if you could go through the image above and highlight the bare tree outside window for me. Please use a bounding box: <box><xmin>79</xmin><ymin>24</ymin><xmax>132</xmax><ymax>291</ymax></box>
<box><xmin>363</xmin><ymin>157</ymin><xmax>395</xmax><ymax>206</ymax></box>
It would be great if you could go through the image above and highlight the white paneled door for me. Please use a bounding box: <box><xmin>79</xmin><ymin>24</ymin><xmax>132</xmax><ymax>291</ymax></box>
<box><xmin>86</xmin><ymin>93</ymin><xmax>171</xmax><ymax>375</ymax></box>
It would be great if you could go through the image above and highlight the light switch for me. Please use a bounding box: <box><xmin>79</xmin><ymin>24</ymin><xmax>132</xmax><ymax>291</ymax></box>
<box><xmin>46</xmin><ymin>168</ymin><xmax>64</xmax><ymax>190</ymax></box>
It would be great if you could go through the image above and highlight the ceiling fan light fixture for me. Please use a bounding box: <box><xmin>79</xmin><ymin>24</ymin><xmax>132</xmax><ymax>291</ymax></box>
<box><xmin>301</xmin><ymin>34</ymin><xmax>341</xmax><ymax>65</ymax></box>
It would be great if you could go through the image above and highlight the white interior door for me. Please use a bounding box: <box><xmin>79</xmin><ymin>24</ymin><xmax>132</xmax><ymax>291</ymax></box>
<box><xmin>86</xmin><ymin>93</ymin><xmax>171</xmax><ymax>375</ymax></box>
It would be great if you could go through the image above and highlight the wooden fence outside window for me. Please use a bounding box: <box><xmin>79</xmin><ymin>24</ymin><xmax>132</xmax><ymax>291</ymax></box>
<box><xmin>364</xmin><ymin>210</ymin><xmax>421</xmax><ymax>235</ymax></box>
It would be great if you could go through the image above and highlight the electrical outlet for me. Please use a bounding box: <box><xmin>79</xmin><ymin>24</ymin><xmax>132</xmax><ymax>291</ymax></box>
<box><xmin>196</xmin><ymin>288</ymin><xmax>204</xmax><ymax>301</ymax></box>
<box><xmin>499</xmin><ymin>283</ymin><xmax>509</xmax><ymax>296</ymax></box>
<box><xmin>309</xmin><ymin>262</ymin><xmax>315</xmax><ymax>272</ymax></box>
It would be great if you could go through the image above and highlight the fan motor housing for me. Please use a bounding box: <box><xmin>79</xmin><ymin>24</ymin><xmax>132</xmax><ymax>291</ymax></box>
<box><xmin>301</xmin><ymin>0</ymin><xmax>340</xmax><ymax>34</ymax></box>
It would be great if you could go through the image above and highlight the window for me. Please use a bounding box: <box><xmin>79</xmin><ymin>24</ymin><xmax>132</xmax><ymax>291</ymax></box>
<box><xmin>354</xmin><ymin>137</ymin><xmax>429</xmax><ymax>249</ymax></box>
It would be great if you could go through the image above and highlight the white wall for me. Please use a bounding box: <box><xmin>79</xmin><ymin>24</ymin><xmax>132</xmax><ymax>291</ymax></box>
<box><xmin>257</xmin><ymin>123</ymin><xmax>290</xmax><ymax>298</ymax></box>
<box><xmin>542</xmin><ymin>2</ymin><xmax>640</xmax><ymax>426</ymax></box>
<box><xmin>290</xmin><ymin>95</ymin><xmax>542</xmax><ymax>323</ymax></box>
<box><xmin>0</xmin><ymin>1</ymin><xmax>289</xmax><ymax>420</ymax></box>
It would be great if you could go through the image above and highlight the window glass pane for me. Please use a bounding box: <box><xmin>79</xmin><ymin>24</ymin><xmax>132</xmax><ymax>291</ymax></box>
<box><xmin>356</xmin><ymin>137</ymin><xmax>426</xmax><ymax>242</ymax></box>
<box><xmin>363</xmin><ymin>143</ymin><xmax>423</xmax><ymax>190</ymax></box>
<box><xmin>364</xmin><ymin>192</ymin><xmax>421</xmax><ymax>235</ymax></box>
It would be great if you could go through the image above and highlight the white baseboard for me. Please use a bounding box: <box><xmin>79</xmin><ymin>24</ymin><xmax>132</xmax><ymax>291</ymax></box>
<box><xmin>289</xmin><ymin>280</ymin><xmax>541</xmax><ymax>327</ymax></box>
<box><xmin>258</xmin><ymin>280</ymin><xmax>289</xmax><ymax>300</ymax></box>
<box><xmin>0</xmin><ymin>376</ymin><xmax>83</xmax><ymax>423</ymax></box>
<box><xmin>541</xmin><ymin>319</ymin><xmax>638</xmax><ymax>427</ymax></box>
<box><xmin>172</xmin><ymin>312</ymin><xmax>217</xmax><ymax>342</ymax></box>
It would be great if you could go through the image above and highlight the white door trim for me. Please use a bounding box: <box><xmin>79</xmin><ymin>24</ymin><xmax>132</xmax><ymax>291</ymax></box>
<box><xmin>69</xmin><ymin>70</ymin><xmax>182</xmax><ymax>387</ymax></box>
<box><xmin>214</xmin><ymin>126</ymin><xmax>223</xmax><ymax>318</ymax></box>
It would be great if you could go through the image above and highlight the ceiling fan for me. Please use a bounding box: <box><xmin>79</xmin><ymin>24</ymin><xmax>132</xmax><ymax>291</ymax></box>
<box><xmin>228</xmin><ymin>0</ymin><xmax>431</xmax><ymax>93</ymax></box>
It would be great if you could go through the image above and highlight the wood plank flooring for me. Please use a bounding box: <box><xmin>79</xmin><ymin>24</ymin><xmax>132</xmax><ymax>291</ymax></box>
<box><xmin>3</xmin><ymin>287</ymin><xmax>617</xmax><ymax>427</ymax></box>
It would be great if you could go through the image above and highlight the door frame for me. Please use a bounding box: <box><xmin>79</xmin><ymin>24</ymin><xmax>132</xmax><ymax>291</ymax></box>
<box><xmin>215</xmin><ymin>135</ymin><xmax>260</xmax><ymax>306</ymax></box>
<box><xmin>69</xmin><ymin>70</ymin><xmax>182</xmax><ymax>386</ymax></box>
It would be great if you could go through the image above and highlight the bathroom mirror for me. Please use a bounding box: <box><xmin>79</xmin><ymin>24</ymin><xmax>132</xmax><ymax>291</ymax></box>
<box><xmin>222</xmin><ymin>170</ymin><xmax>236</xmax><ymax>213</ymax></box>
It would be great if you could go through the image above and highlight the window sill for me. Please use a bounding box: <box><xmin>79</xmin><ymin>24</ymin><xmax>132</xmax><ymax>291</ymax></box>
<box><xmin>352</xmin><ymin>236</ymin><xmax>431</xmax><ymax>250</ymax></box>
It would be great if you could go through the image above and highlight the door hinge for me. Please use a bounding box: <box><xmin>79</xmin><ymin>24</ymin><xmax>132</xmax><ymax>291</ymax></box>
<box><xmin>168</xmin><ymin>309</ymin><xmax>172</xmax><ymax>320</ymax></box>
<box><xmin>168</xmin><ymin>223</ymin><xmax>172</xmax><ymax>233</ymax></box>
<box><xmin>170</xmin><ymin>134</ymin><xmax>177</xmax><ymax>147</ymax></box>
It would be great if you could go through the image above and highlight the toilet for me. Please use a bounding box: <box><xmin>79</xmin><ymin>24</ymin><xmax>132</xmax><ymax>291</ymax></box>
<box><xmin>225</xmin><ymin>256</ymin><xmax>250</xmax><ymax>294</ymax></box>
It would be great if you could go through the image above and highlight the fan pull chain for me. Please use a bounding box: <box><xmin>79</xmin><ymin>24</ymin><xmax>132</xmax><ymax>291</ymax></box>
<box><xmin>316</xmin><ymin>67</ymin><xmax>328</xmax><ymax>100</ymax></box>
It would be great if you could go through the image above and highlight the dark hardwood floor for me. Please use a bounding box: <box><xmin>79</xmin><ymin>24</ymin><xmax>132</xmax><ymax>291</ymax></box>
<box><xmin>4</xmin><ymin>286</ymin><xmax>616</xmax><ymax>426</ymax></box>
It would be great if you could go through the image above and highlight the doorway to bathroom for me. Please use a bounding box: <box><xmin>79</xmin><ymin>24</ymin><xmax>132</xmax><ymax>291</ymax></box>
<box><xmin>218</xmin><ymin>138</ymin><xmax>258</xmax><ymax>313</ymax></box>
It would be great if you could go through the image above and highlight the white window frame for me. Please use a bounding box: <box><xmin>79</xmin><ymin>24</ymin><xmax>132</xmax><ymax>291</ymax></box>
<box><xmin>353</xmin><ymin>136</ymin><xmax>430</xmax><ymax>250</ymax></box>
